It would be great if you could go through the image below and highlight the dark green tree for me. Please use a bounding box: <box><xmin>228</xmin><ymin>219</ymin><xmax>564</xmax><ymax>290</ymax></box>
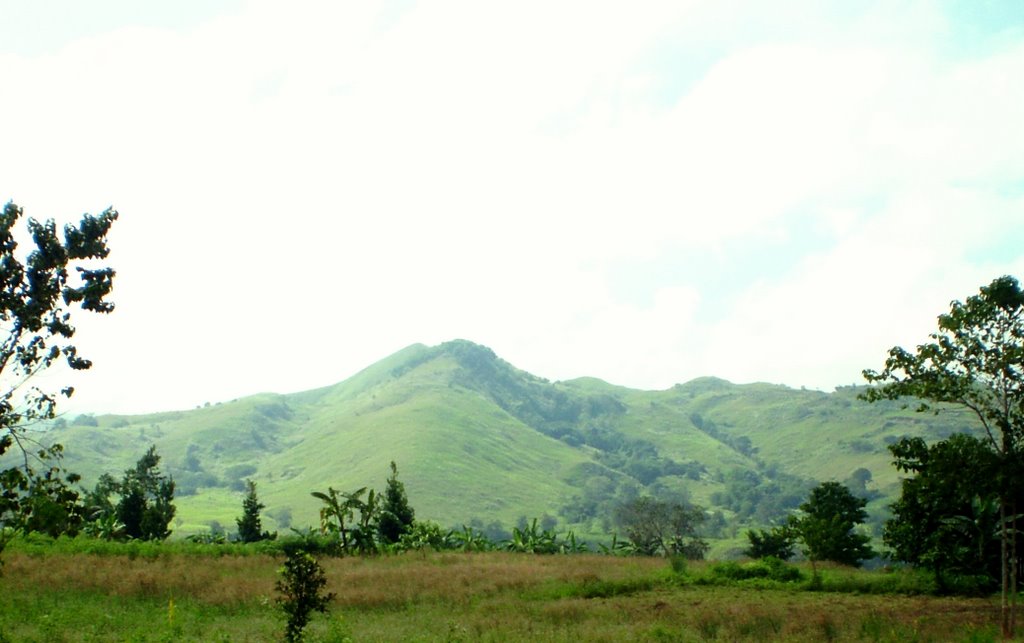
<box><xmin>788</xmin><ymin>481</ymin><xmax>874</xmax><ymax>570</ymax></box>
<box><xmin>884</xmin><ymin>434</ymin><xmax>1002</xmax><ymax>591</ymax></box>
<box><xmin>614</xmin><ymin>496</ymin><xmax>708</xmax><ymax>559</ymax></box>
<box><xmin>863</xmin><ymin>275</ymin><xmax>1024</xmax><ymax>636</ymax></box>
<box><xmin>745</xmin><ymin>526</ymin><xmax>795</xmax><ymax>560</ymax></box>
<box><xmin>112</xmin><ymin>446</ymin><xmax>176</xmax><ymax>541</ymax></box>
<box><xmin>378</xmin><ymin>461</ymin><xmax>414</xmax><ymax>545</ymax></box>
<box><xmin>236</xmin><ymin>479</ymin><xmax>270</xmax><ymax>543</ymax></box>
<box><xmin>0</xmin><ymin>202</ymin><xmax>117</xmax><ymax>564</ymax></box>
<box><xmin>276</xmin><ymin>550</ymin><xmax>335</xmax><ymax>643</ymax></box>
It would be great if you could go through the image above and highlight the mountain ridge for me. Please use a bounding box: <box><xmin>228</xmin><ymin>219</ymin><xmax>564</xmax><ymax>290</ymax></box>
<box><xmin>30</xmin><ymin>339</ymin><xmax>976</xmax><ymax>545</ymax></box>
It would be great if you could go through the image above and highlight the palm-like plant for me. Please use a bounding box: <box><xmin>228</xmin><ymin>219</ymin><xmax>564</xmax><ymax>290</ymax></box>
<box><xmin>598</xmin><ymin>533</ymin><xmax>639</xmax><ymax>556</ymax></box>
<box><xmin>311</xmin><ymin>486</ymin><xmax>380</xmax><ymax>554</ymax></box>
<box><xmin>83</xmin><ymin>512</ymin><xmax>126</xmax><ymax>541</ymax></box>
<box><xmin>311</xmin><ymin>487</ymin><xmax>357</xmax><ymax>550</ymax></box>
<box><xmin>452</xmin><ymin>525</ymin><xmax>494</xmax><ymax>552</ymax></box>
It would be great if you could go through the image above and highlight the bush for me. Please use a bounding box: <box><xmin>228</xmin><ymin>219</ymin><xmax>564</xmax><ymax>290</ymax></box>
<box><xmin>276</xmin><ymin>550</ymin><xmax>335</xmax><ymax>643</ymax></box>
<box><xmin>397</xmin><ymin>521</ymin><xmax>451</xmax><ymax>551</ymax></box>
<box><xmin>745</xmin><ymin>527</ymin><xmax>794</xmax><ymax>560</ymax></box>
<box><xmin>708</xmin><ymin>556</ymin><xmax>803</xmax><ymax>583</ymax></box>
<box><xmin>278</xmin><ymin>529</ymin><xmax>343</xmax><ymax>557</ymax></box>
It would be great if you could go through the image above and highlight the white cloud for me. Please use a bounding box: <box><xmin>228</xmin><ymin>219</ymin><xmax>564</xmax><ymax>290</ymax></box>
<box><xmin>0</xmin><ymin>1</ymin><xmax>1021</xmax><ymax>412</ymax></box>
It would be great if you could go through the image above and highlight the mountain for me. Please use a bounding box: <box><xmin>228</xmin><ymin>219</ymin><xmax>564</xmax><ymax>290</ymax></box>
<box><xmin>37</xmin><ymin>340</ymin><xmax>975</xmax><ymax>540</ymax></box>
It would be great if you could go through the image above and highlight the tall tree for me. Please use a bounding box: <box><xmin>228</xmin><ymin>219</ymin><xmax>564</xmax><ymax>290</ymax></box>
<box><xmin>614</xmin><ymin>496</ymin><xmax>709</xmax><ymax>559</ymax></box>
<box><xmin>236</xmin><ymin>479</ymin><xmax>269</xmax><ymax>543</ymax></box>
<box><xmin>111</xmin><ymin>446</ymin><xmax>176</xmax><ymax>541</ymax></box>
<box><xmin>884</xmin><ymin>434</ymin><xmax>1002</xmax><ymax>591</ymax></box>
<box><xmin>863</xmin><ymin>275</ymin><xmax>1024</xmax><ymax>636</ymax></box>
<box><xmin>378</xmin><ymin>461</ymin><xmax>414</xmax><ymax>545</ymax></box>
<box><xmin>0</xmin><ymin>202</ymin><xmax>117</xmax><ymax>563</ymax></box>
<box><xmin>788</xmin><ymin>481</ymin><xmax>874</xmax><ymax>570</ymax></box>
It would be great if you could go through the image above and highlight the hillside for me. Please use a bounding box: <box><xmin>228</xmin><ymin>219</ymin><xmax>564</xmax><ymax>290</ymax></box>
<box><xmin>32</xmin><ymin>340</ymin><xmax>976</xmax><ymax>541</ymax></box>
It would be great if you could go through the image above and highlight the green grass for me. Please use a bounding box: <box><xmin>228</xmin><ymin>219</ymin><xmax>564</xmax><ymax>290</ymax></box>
<box><xmin>0</xmin><ymin>546</ymin><xmax>1007</xmax><ymax>642</ymax></box>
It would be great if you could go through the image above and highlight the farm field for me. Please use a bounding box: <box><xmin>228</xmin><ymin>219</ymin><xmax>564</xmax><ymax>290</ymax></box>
<box><xmin>0</xmin><ymin>545</ymin><xmax>1006</xmax><ymax>642</ymax></box>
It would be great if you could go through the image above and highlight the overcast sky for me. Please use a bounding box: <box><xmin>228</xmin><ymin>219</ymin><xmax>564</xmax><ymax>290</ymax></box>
<box><xmin>1</xmin><ymin>1</ymin><xmax>1022</xmax><ymax>415</ymax></box>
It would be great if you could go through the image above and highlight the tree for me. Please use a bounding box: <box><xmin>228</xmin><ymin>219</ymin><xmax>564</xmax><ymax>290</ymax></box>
<box><xmin>884</xmin><ymin>434</ymin><xmax>1002</xmax><ymax>591</ymax></box>
<box><xmin>788</xmin><ymin>481</ymin><xmax>874</xmax><ymax>570</ymax></box>
<box><xmin>745</xmin><ymin>526</ymin><xmax>795</xmax><ymax>560</ymax></box>
<box><xmin>93</xmin><ymin>446</ymin><xmax>176</xmax><ymax>541</ymax></box>
<box><xmin>614</xmin><ymin>496</ymin><xmax>709</xmax><ymax>559</ymax></box>
<box><xmin>378</xmin><ymin>461</ymin><xmax>414</xmax><ymax>545</ymax></box>
<box><xmin>236</xmin><ymin>479</ymin><xmax>271</xmax><ymax>543</ymax></box>
<box><xmin>0</xmin><ymin>202</ymin><xmax>117</xmax><ymax>563</ymax></box>
<box><xmin>276</xmin><ymin>549</ymin><xmax>335</xmax><ymax>643</ymax></box>
<box><xmin>843</xmin><ymin>467</ymin><xmax>876</xmax><ymax>500</ymax></box>
<box><xmin>862</xmin><ymin>275</ymin><xmax>1024</xmax><ymax>637</ymax></box>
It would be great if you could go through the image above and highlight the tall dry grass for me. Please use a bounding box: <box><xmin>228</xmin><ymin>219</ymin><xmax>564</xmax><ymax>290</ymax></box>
<box><xmin>3</xmin><ymin>550</ymin><xmax>278</xmax><ymax>605</ymax></box>
<box><xmin>0</xmin><ymin>550</ymin><xmax>1006</xmax><ymax>641</ymax></box>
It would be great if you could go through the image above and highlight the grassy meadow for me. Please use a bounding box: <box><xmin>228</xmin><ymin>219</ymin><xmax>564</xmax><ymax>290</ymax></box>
<box><xmin>0</xmin><ymin>540</ymin><xmax>1007</xmax><ymax>642</ymax></box>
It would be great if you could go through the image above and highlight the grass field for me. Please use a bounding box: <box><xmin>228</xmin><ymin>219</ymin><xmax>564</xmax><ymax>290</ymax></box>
<box><xmin>0</xmin><ymin>544</ymin><xmax>1008</xmax><ymax>642</ymax></box>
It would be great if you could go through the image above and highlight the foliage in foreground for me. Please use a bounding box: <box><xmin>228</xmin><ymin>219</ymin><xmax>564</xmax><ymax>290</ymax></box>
<box><xmin>276</xmin><ymin>549</ymin><xmax>335</xmax><ymax>643</ymax></box>
<box><xmin>863</xmin><ymin>274</ymin><xmax>1024</xmax><ymax>637</ymax></box>
<box><xmin>884</xmin><ymin>433</ymin><xmax>1004</xmax><ymax>593</ymax></box>
<box><xmin>0</xmin><ymin>202</ymin><xmax>118</xmax><ymax>567</ymax></box>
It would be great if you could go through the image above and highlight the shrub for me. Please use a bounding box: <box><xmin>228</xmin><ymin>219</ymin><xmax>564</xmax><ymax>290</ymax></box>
<box><xmin>745</xmin><ymin>527</ymin><xmax>794</xmax><ymax>560</ymax></box>
<box><xmin>708</xmin><ymin>556</ymin><xmax>802</xmax><ymax>583</ymax></box>
<box><xmin>276</xmin><ymin>550</ymin><xmax>335</xmax><ymax>643</ymax></box>
<box><xmin>397</xmin><ymin>521</ymin><xmax>451</xmax><ymax>551</ymax></box>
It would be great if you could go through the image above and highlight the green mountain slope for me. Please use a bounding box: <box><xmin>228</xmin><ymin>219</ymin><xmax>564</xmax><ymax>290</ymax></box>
<box><xmin>33</xmin><ymin>340</ymin><xmax>975</xmax><ymax>538</ymax></box>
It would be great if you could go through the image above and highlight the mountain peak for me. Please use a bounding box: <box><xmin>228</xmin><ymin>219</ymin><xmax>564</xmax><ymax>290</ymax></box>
<box><xmin>436</xmin><ymin>339</ymin><xmax>499</xmax><ymax>365</ymax></box>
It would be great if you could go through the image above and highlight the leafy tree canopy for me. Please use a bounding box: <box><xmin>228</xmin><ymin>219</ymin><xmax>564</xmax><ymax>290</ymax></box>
<box><xmin>745</xmin><ymin>526</ymin><xmax>795</xmax><ymax>561</ymax></box>
<box><xmin>863</xmin><ymin>275</ymin><xmax>1024</xmax><ymax>636</ymax></box>
<box><xmin>0</xmin><ymin>202</ymin><xmax>117</xmax><ymax>558</ymax></box>
<box><xmin>884</xmin><ymin>433</ymin><xmax>1002</xmax><ymax>589</ymax></box>
<box><xmin>788</xmin><ymin>481</ymin><xmax>874</xmax><ymax>568</ymax></box>
<box><xmin>862</xmin><ymin>275</ymin><xmax>1024</xmax><ymax>463</ymax></box>
<box><xmin>0</xmin><ymin>202</ymin><xmax>118</xmax><ymax>433</ymax></box>
<box><xmin>85</xmin><ymin>446</ymin><xmax>176</xmax><ymax>541</ymax></box>
<box><xmin>614</xmin><ymin>496</ymin><xmax>708</xmax><ymax>559</ymax></box>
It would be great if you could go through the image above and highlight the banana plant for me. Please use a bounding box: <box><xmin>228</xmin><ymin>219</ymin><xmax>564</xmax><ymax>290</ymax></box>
<box><xmin>504</xmin><ymin>518</ymin><xmax>558</xmax><ymax>554</ymax></box>
<box><xmin>83</xmin><ymin>511</ymin><xmax>126</xmax><ymax>541</ymax></box>
<box><xmin>452</xmin><ymin>525</ymin><xmax>494</xmax><ymax>552</ymax></box>
<box><xmin>557</xmin><ymin>530</ymin><xmax>589</xmax><ymax>554</ymax></box>
<box><xmin>311</xmin><ymin>486</ymin><xmax>382</xmax><ymax>554</ymax></box>
<box><xmin>598</xmin><ymin>533</ymin><xmax>638</xmax><ymax>557</ymax></box>
<box><xmin>311</xmin><ymin>486</ymin><xmax>362</xmax><ymax>551</ymax></box>
<box><xmin>943</xmin><ymin>495</ymin><xmax>1020</xmax><ymax>570</ymax></box>
<box><xmin>347</xmin><ymin>488</ymin><xmax>380</xmax><ymax>554</ymax></box>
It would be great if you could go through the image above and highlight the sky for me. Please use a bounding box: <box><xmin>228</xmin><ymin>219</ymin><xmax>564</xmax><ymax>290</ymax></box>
<box><xmin>1</xmin><ymin>0</ymin><xmax>1023</xmax><ymax>415</ymax></box>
